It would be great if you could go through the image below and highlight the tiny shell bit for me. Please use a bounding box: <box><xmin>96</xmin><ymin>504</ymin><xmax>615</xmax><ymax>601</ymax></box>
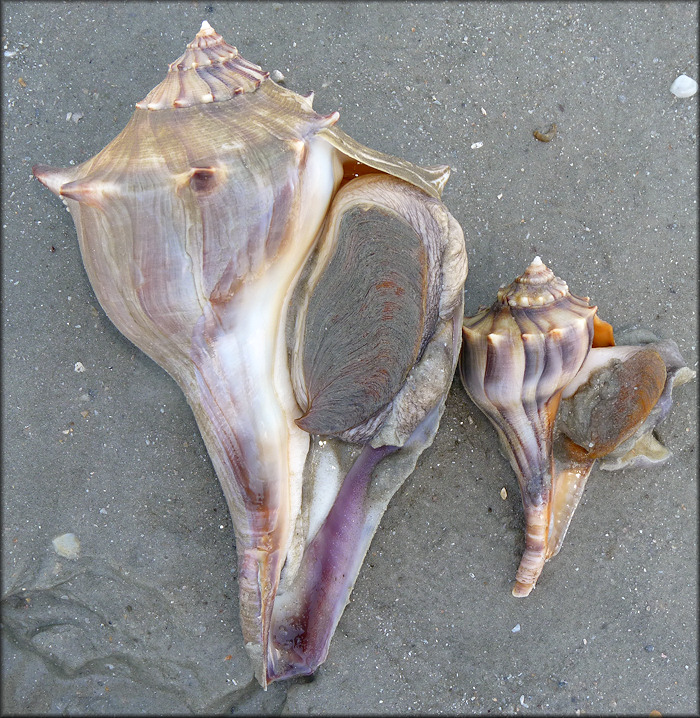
<box><xmin>33</xmin><ymin>22</ymin><xmax>468</xmax><ymax>686</ymax></box>
<box><xmin>670</xmin><ymin>73</ymin><xmax>698</xmax><ymax>99</ymax></box>
<box><xmin>459</xmin><ymin>259</ymin><xmax>694</xmax><ymax>597</ymax></box>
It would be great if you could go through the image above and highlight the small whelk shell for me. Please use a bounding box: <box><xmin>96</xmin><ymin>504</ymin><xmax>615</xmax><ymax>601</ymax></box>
<box><xmin>459</xmin><ymin>258</ymin><xmax>694</xmax><ymax>597</ymax></box>
<box><xmin>33</xmin><ymin>22</ymin><xmax>467</xmax><ymax>686</ymax></box>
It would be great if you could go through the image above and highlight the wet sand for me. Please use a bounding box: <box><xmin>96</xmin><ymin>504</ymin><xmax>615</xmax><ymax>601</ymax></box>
<box><xmin>3</xmin><ymin>2</ymin><xmax>697</xmax><ymax>714</ymax></box>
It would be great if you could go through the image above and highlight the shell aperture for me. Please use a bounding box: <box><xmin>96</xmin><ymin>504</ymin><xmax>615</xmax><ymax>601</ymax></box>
<box><xmin>33</xmin><ymin>22</ymin><xmax>468</xmax><ymax>686</ymax></box>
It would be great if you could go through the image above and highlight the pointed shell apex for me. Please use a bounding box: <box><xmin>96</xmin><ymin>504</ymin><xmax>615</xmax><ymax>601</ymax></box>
<box><xmin>136</xmin><ymin>23</ymin><xmax>269</xmax><ymax>110</ymax></box>
<box><xmin>199</xmin><ymin>20</ymin><xmax>215</xmax><ymax>35</ymax></box>
<box><xmin>497</xmin><ymin>257</ymin><xmax>569</xmax><ymax>307</ymax></box>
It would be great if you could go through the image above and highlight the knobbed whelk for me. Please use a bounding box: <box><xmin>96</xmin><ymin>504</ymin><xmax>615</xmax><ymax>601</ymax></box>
<box><xmin>33</xmin><ymin>22</ymin><xmax>467</xmax><ymax>686</ymax></box>
<box><xmin>459</xmin><ymin>258</ymin><xmax>694</xmax><ymax>597</ymax></box>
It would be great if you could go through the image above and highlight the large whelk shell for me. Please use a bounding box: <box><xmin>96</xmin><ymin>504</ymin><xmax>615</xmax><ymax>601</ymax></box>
<box><xmin>32</xmin><ymin>22</ymin><xmax>467</xmax><ymax>687</ymax></box>
<box><xmin>459</xmin><ymin>257</ymin><xmax>608</xmax><ymax>597</ymax></box>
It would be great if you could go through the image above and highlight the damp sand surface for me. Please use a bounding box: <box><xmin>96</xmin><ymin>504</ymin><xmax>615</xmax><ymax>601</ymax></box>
<box><xmin>3</xmin><ymin>2</ymin><xmax>697</xmax><ymax>714</ymax></box>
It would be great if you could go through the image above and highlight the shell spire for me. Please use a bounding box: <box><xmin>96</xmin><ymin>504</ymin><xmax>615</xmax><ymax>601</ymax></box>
<box><xmin>136</xmin><ymin>21</ymin><xmax>270</xmax><ymax>110</ymax></box>
<box><xmin>497</xmin><ymin>256</ymin><xmax>570</xmax><ymax>307</ymax></box>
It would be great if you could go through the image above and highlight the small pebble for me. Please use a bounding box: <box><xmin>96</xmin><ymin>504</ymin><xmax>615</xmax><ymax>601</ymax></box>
<box><xmin>512</xmin><ymin>623</ymin><xmax>521</xmax><ymax>633</ymax></box>
<box><xmin>270</xmin><ymin>69</ymin><xmax>285</xmax><ymax>84</ymax></box>
<box><xmin>670</xmin><ymin>74</ymin><xmax>697</xmax><ymax>98</ymax></box>
<box><xmin>74</xmin><ymin>361</ymin><xmax>85</xmax><ymax>373</ymax></box>
<box><xmin>500</xmin><ymin>487</ymin><xmax>508</xmax><ymax>500</ymax></box>
<box><xmin>644</xmin><ymin>644</ymin><xmax>655</xmax><ymax>652</ymax></box>
<box><xmin>52</xmin><ymin>533</ymin><xmax>80</xmax><ymax>560</ymax></box>
<box><xmin>470</xmin><ymin>141</ymin><xmax>483</xmax><ymax>149</ymax></box>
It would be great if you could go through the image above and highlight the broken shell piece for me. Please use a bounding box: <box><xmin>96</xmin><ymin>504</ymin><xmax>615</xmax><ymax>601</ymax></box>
<box><xmin>52</xmin><ymin>532</ymin><xmax>80</xmax><ymax>560</ymax></box>
<box><xmin>670</xmin><ymin>74</ymin><xmax>698</xmax><ymax>98</ymax></box>
<box><xmin>533</xmin><ymin>123</ymin><xmax>557</xmax><ymax>142</ymax></box>
<box><xmin>270</xmin><ymin>69</ymin><xmax>285</xmax><ymax>84</ymax></box>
